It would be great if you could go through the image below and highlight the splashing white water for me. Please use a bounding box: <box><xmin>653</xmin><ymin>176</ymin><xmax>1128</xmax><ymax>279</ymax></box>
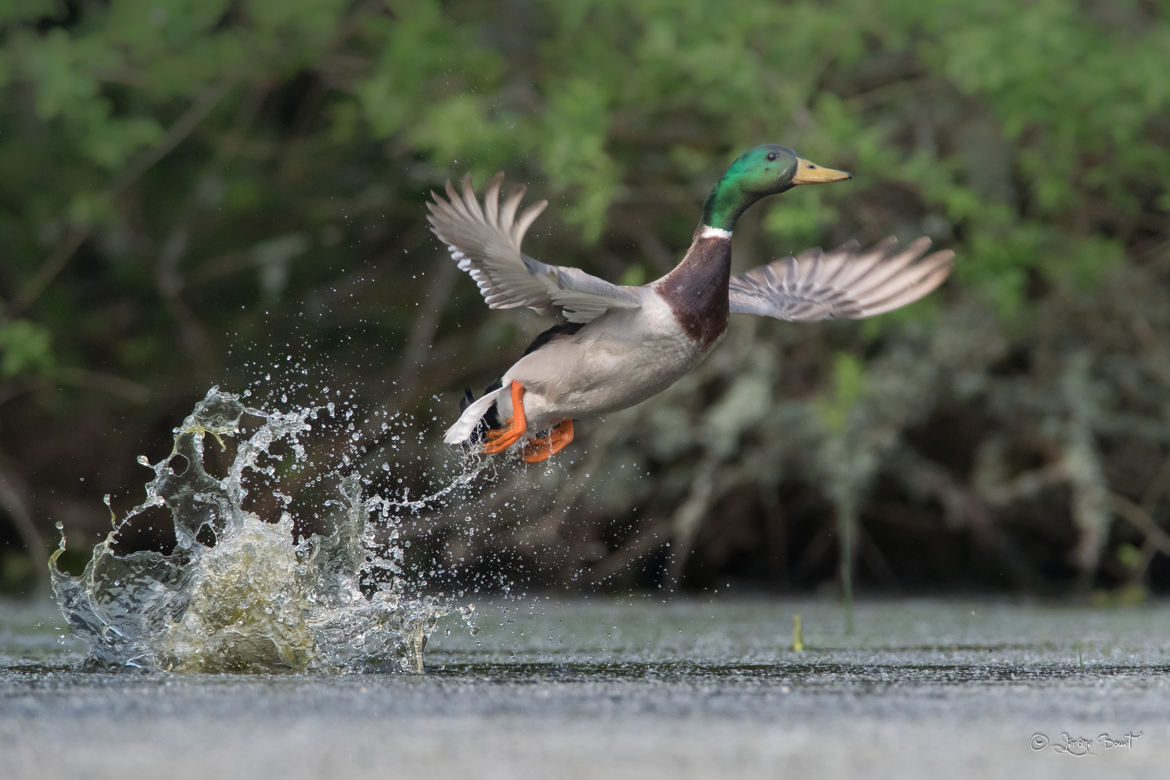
<box><xmin>50</xmin><ymin>386</ymin><xmax>478</xmax><ymax>673</ymax></box>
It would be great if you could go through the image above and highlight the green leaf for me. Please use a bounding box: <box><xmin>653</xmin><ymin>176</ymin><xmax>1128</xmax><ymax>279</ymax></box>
<box><xmin>0</xmin><ymin>319</ymin><xmax>55</xmax><ymax>378</ymax></box>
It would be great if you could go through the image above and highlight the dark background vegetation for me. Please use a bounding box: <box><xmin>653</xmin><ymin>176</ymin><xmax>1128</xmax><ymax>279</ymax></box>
<box><xmin>2</xmin><ymin>0</ymin><xmax>1169</xmax><ymax>599</ymax></box>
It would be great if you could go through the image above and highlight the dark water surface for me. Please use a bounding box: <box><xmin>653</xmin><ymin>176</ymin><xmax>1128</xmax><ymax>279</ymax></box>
<box><xmin>2</xmin><ymin>597</ymin><xmax>1167</xmax><ymax>779</ymax></box>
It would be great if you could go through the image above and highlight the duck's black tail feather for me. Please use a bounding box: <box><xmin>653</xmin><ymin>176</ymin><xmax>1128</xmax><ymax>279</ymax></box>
<box><xmin>460</xmin><ymin>380</ymin><xmax>502</xmax><ymax>443</ymax></box>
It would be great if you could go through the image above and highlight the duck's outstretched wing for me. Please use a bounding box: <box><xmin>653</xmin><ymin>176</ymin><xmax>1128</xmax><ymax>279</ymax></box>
<box><xmin>428</xmin><ymin>174</ymin><xmax>641</xmax><ymax>324</ymax></box>
<box><xmin>728</xmin><ymin>237</ymin><xmax>953</xmax><ymax>321</ymax></box>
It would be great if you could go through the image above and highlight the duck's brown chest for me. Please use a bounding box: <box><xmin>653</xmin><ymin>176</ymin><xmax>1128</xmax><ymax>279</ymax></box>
<box><xmin>655</xmin><ymin>235</ymin><xmax>731</xmax><ymax>350</ymax></box>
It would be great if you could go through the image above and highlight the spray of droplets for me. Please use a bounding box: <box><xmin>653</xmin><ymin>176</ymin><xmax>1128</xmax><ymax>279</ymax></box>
<box><xmin>50</xmin><ymin>386</ymin><xmax>480</xmax><ymax>673</ymax></box>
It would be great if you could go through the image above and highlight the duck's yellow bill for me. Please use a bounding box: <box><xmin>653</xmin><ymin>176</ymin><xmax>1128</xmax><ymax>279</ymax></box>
<box><xmin>792</xmin><ymin>157</ymin><xmax>852</xmax><ymax>185</ymax></box>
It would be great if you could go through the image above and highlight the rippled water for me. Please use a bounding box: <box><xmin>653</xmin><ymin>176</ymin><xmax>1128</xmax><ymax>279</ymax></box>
<box><xmin>3</xmin><ymin>597</ymin><xmax>1170</xmax><ymax>779</ymax></box>
<box><xmin>49</xmin><ymin>387</ymin><xmax>476</xmax><ymax>673</ymax></box>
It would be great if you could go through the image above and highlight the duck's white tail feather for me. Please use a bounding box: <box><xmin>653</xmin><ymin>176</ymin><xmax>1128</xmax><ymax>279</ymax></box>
<box><xmin>444</xmin><ymin>386</ymin><xmax>507</xmax><ymax>444</ymax></box>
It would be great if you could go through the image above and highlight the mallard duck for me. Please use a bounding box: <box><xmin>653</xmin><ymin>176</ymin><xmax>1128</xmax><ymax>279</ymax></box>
<box><xmin>428</xmin><ymin>145</ymin><xmax>952</xmax><ymax>463</ymax></box>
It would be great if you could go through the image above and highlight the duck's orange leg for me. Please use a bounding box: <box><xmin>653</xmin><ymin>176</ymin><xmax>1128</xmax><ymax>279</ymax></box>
<box><xmin>483</xmin><ymin>381</ymin><xmax>528</xmax><ymax>455</ymax></box>
<box><xmin>522</xmin><ymin>419</ymin><xmax>575</xmax><ymax>463</ymax></box>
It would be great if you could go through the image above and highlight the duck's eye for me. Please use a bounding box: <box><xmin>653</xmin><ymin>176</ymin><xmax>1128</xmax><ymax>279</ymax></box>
<box><xmin>766</xmin><ymin>152</ymin><xmax>778</xmax><ymax>161</ymax></box>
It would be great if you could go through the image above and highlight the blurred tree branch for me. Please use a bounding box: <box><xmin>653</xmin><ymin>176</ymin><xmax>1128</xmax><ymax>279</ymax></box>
<box><xmin>9</xmin><ymin>81</ymin><xmax>235</xmax><ymax>318</ymax></box>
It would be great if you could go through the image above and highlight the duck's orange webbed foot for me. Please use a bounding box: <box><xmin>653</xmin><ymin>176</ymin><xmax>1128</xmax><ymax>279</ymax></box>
<box><xmin>522</xmin><ymin>419</ymin><xmax>575</xmax><ymax>463</ymax></box>
<box><xmin>482</xmin><ymin>381</ymin><xmax>528</xmax><ymax>455</ymax></box>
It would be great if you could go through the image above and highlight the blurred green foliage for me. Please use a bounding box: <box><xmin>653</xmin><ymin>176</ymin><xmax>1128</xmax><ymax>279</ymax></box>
<box><xmin>1</xmin><ymin>0</ymin><xmax>1168</xmax><ymax>595</ymax></box>
<box><xmin>0</xmin><ymin>319</ymin><xmax>55</xmax><ymax>378</ymax></box>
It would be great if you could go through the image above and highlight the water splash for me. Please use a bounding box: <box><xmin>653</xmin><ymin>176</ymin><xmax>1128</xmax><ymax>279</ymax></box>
<box><xmin>50</xmin><ymin>387</ymin><xmax>477</xmax><ymax>673</ymax></box>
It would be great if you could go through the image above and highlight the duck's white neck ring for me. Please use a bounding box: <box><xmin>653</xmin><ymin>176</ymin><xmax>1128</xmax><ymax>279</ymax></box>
<box><xmin>699</xmin><ymin>225</ymin><xmax>732</xmax><ymax>240</ymax></box>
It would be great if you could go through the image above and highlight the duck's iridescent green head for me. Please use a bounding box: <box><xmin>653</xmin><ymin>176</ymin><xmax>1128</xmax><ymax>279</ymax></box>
<box><xmin>702</xmin><ymin>145</ymin><xmax>851</xmax><ymax>232</ymax></box>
